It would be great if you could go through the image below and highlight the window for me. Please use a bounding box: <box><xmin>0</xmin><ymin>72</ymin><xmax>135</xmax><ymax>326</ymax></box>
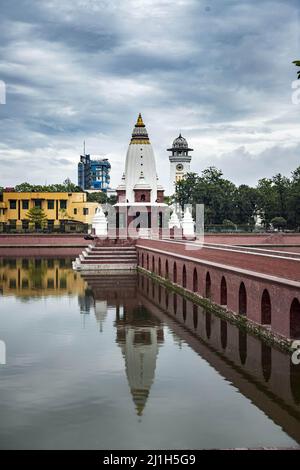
<box><xmin>83</xmin><ymin>208</ymin><xmax>89</xmax><ymax>215</ymax></box>
<box><xmin>47</xmin><ymin>279</ymin><xmax>54</xmax><ymax>289</ymax></box>
<box><xmin>60</xmin><ymin>200</ymin><xmax>67</xmax><ymax>210</ymax></box>
<box><xmin>47</xmin><ymin>259</ymin><xmax>54</xmax><ymax>268</ymax></box>
<box><xmin>22</xmin><ymin>200</ymin><xmax>29</xmax><ymax>210</ymax></box>
<box><xmin>22</xmin><ymin>279</ymin><xmax>29</xmax><ymax>289</ymax></box>
<box><xmin>9</xmin><ymin>220</ymin><xmax>16</xmax><ymax>229</ymax></box>
<box><xmin>9</xmin><ymin>279</ymin><xmax>17</xmax><ymax>289</ymax></box>
<box><xmin>48</xmin><ymin>220</ymin><xmax>54</xmax><ymax>231</ymax></box>
<box><xmin>22</xmin><ymin>220</ymin><xmax>29</xmax><ymax>230</ymax></box>
<box><xmin>34</xmin><ymin>200</ymin><xmax>42</xmax><ymax>208</ymax></box>
<box><xmin>48</xmin><ymin>200</ymin><xmax>54</xmax><ymax>210</ymax></box>
<box><xmin>60</xmin><ymin>278</ymin><xmax>67</xmax><ymax>289</ymax></box>
<box><xmin>9</xmin><ymin>200</ymin><xmax>16</xmax><ymax>209</ymax></box>
<box><xmin>73</xmin><ymin>208</ymin><xmax>77</xmax><ymax>215</ymax></box>
<box><xmin>22</xmin><ymin>259</ymin><xmax>29</xmax><ymax>269</ymax></box>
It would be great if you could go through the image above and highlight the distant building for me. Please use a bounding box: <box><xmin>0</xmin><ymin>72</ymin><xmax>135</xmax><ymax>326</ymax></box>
<box><xmin>0</xmin><ymin>190</ymin><xmax>98</xmax><ymax>232</ymax></box>
<box><xmin>168</xmin><ymin>134</ymin><xmax>193</xmax><ymax>194</ymax></box>
<box><xmin>78</xmin><ymin>154</ymin><xmax>111</xmax><ymax>192</ymax></box>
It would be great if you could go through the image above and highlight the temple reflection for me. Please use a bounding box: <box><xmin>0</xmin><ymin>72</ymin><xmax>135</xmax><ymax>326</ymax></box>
<box><xmin>3</xmin><ymin>258</ymin><xmax>300</xmax><ymax>440</ymax></box>
<box><xmin>81</xmin><ymin>272</ymin><xmax>164</xmax><ymax>416</ymax></box>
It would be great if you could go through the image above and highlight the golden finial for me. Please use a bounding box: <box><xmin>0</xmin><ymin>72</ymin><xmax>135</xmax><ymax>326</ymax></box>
<box><xmin>136</xmin><ymin>113</ymin><xmax>145</xmax><ymax>127</ymax></box>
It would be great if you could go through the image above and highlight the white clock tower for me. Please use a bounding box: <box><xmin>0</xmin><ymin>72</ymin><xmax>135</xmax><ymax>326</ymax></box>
<box><xmin>168</xmin><ymin>134</ymin><xmax>193</xmax><ymax>195</ymax></box>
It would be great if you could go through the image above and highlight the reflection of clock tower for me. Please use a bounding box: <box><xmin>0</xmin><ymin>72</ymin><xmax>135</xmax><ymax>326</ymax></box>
<box><xmin>168</xmin><ymin>134</ymin><xmax>193</xmax><ymax>194</ymax></box>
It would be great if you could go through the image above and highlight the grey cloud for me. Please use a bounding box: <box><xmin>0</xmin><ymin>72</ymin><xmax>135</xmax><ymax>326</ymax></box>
<box><xmin>0</xmin><ymin>0</ymin><xmax>299</xmax><ymax>190</ymax></box>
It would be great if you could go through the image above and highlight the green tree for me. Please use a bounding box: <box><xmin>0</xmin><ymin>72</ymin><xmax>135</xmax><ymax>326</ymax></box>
<box><xmin>293</xmin><ymin>60</ymin><xmax>300</xmax><ymax>79</ymax></box>
<box><xmin>288</xmin><ymin>167</ymin><xmax>300</xmax><ymax>229</ymax></box>
<box><xmin>174</xmin><ymin>168</ymin><xmax>236</xmax><ymax>225</ymax></box>
<box><xmin>87</xmin><ymin>192</ymin><xmax>108</xmax><ymax>204</ymax></box>
<box><xmin>271</xmin><ymin>216</ymin><xmax>287</xmax><ymax>230</ymax></box>
<box><xmin>232</xmin><ymin>185</ymin><xmax>258</xmax><ymax>226</ymax></box>
<box><xmin>15</xmin><ymin>180</ymin><xmax>81</xmax><ymax>193</ymax></box>
<box><xmin>26</xmin><ymin>207</ymin><xmax>47</xmax><ymax>229</ymax></box>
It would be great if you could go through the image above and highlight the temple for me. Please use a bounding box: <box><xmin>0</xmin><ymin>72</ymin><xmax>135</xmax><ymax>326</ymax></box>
<box><xmin>115</xmin><ymin>114</ymin><xmax>167</xmax><ymax>233</ymax></box>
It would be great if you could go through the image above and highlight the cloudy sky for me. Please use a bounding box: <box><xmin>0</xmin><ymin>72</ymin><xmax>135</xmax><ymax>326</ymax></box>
<box><xmin>0</xmin><ymin>0</ymin><xmax>299</xmax><ymax>192</ymax></box>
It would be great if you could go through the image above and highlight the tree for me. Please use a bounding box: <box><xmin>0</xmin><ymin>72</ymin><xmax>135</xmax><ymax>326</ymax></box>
<box><xmin>14</xmin><ymin>180</ymin><xmax>82</xmax><ymax>193</ymax></box>
<box><xmin>288</xmin><ymin>166</ymin><xmax>300</xmax><ymax>229</ymax></box>
<box><xmin>293</xmin><ymin>60</ymin><xmax>300</xmax><ymax>79</ymax></box>
<box><xmin>87</xmin><ymin>192</ymin><xmax>108</xmax><ymax>204</ymax></box>
<box><xmin>222</xmin><ymin>219</ymin><xmax>237</xmax><ymax>230</ymax></box>
<box><xmin>174</xmin><ymin>168</ymin><xmax>236</xmax><ymax>225</ymax></box>
<box><xmin>232</xmin><ymin>185</ymin><xmax>258</xmax><ymax>226</ymax></box>
<box><xmin>256</xmin><ymin>178</ymin><xmax>278</xmax><ymax>228</ymax></box>
<box><xmin>271</xmin><ymin>216</ymin><xmax>287</xmax><ymax>230</ymax></box>
<box><xmin>26</xmin><ymin>207</ymin><xmax>47</xmax><ymax>229</ymax></box>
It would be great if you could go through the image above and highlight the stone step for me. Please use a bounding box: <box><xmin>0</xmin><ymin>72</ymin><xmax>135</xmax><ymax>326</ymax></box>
<box><xmin>81</xmin><ymin>258</ymin><xmax>136</xmax><ymax>264</ymax></box>
<box><xmin>76</xmin><ymin>264</ymin><xmax>136</xmax><ymax>271</ymax></box>
<box><xmin>89</xmin><ymin>246</ymin><xmax>136</xmax><ymax>250</ymax></box>
<box><xmin>84</xmin><ymin>253</ymin><xmax>137</xmax><ymax>258</ymax></box>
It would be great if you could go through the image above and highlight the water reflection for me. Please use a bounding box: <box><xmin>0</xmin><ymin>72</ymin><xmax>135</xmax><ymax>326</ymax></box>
<box><xmin>137</xmin><ymin>273</ymin><xmax>300</xmax><ymax>444</ymax></box>
<box><xmin>1</xmin><ymin>259</ymin><xmax>300</xmax><ymax>448</ymax></box>
<box><xmin>0</xmin><ymin>257</ymin><xmax>86</xmax><ymax>298</ymax></box>
<box><xmin>116</xmin><ymin>304</ymin><xmax>164</xmax><ymax>416</ymax></box>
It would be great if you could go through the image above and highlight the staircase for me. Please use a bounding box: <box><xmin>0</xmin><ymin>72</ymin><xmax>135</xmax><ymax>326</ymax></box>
<box><xmin>73</xmin><ymin>244</ymin><xmax>137</xmax><ymax>271</ymax></box>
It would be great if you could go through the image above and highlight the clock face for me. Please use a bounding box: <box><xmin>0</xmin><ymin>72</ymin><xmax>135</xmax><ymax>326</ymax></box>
<box><xmin>176</xmin><ymin>163</ymin><xmax>184</xmax><ymax>171</ymax></box>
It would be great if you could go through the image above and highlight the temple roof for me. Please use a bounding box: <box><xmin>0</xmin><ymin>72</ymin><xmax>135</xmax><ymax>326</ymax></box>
<box><xmin>130</xmin><ymin>113</ymin><xmax>150</xmax><ymax>145</ymax></box>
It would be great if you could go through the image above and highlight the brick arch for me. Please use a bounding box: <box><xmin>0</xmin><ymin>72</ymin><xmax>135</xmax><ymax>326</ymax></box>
<box><xmin>173</xmin><ymin>293</ymin><xmax>177</xmax><ymax>315</ymax></box>
<box><xmin>239</xmin><ymin>282</ymin><xmax>247</xmax><ymax>316</ymax></box>
<box><xmin>205</xmin><ymin>272</ymin><xmax>211</xmax><ymax>299</ymax></box>
<box><xmin>290</xmin><ymin>362</ymin><xmax>300</xmax><ymax>404</ymax></box>
<box><xmin>182</xmin><ymin>265</ymin><xmax>187</xmax><ymax>288</ymax></box>
<box><xmin>158</xmin><ymin>257</ymin><xmax>162</xmax><ymax>276</ymax></box>
<box><xmin>165</xmin><ymin>291</ymin><xmax>169</xmax><ymax>309</ymax></box>
<box><xmin>152</xmin><ymin>255</ymin><xmax>155</xmax><ymax>272</ymax></box>
<box><xmin>261</xmin><ymin>289</ymin><xmax>271</xmax><ymax>325</ymax></box>
<box><xmin>220</xmin><ymin>320</ymin><xmax>227</xmax><ymax>349</ymax></box>
<box><xmin>205</xmin><ymin>311</ymin><xmax>211</xmax><ymax>339</ymax></box>
<box><xmin>158</xmin><ymin>284</ymin><xmax>162</xmax><ymax>304</ymax></box>
<box><xmin>290</xmin><ymin>298</ymin><xmax>300</xmax><ymax>339</ymax></box>
<box><xmin>165</xmin><ymin>259</ymin><xmax>169</xmax><ymax>280</ymax></box>
<box><xmin>261</xmin><ymin>343</ymin><xmax>271</xmax><ymax>383</ymax></box>
<box><xmin>220</xmin><ymin>276</ymin><xmax>227</xmax><ymax>306</ymax></box>
<box><xmin>141</xmin><ymin>252</ymin><xmax>144</xmax><ymax>268</ymax></box>
<box><xmin>193</xmin><ymin>304</ymin><xmax>198</xmax><ymax>329</ymax></box>
<box><xmin>182</xmin><ymin>298</ymin><xmax>187</xmax><ymax>322</ymax></box>
<box><xmin>146</xmin><ymin>254</ymin><xmax>149</xmax><ymax>270</ymax></box>
<box><xmin>173</xmin><ymin>262</ymin><xmax>177</xmax><ymax>283</ymax></box>
<box><xmin>193</xmin><ymin>268</ymin><xmax>198</xmax><ymax>293</ymax></box>
<box><xmin>239</xmin><ymin>330</ymin><xmax>247</xmax><ymax>365</ymax></box>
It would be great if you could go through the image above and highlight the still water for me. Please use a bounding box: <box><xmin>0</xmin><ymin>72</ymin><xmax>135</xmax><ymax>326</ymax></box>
<box><xmin>0</xmin><ymin>257</ymin><xmax>300</xmax><ymax>449</ymax></box>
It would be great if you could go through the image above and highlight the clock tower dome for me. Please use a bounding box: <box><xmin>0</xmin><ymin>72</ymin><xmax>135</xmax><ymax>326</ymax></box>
<box><xmin>168</xmin><ymin>134</ymin><xmax>193</xmax><ymax>194</ymax></box>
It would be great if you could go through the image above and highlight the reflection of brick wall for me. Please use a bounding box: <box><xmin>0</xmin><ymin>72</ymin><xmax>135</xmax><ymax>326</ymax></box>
<box><xmin>139</xmin><ymin>280</ymin><xmax>300</xmax><ymax>431</ymax></box>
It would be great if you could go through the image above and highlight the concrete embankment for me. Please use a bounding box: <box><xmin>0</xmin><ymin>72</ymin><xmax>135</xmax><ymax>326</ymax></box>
<box><xmin>0</xmin><ymin>234</ymin><xmax>90</xmax><ymax>257</ymax></box>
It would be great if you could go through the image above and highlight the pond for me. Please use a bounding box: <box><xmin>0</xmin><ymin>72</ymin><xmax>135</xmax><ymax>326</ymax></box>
<box><xmin>0</xmin><ymin>257</ymin><xmax>299</xmax><ymax>449</ymax></box>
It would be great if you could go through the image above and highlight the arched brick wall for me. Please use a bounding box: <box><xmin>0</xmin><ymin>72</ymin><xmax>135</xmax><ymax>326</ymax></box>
<box><xmin>137</xmin><ymin>245</ymin><xmax>300</xmax><ymax>339</ymax></box>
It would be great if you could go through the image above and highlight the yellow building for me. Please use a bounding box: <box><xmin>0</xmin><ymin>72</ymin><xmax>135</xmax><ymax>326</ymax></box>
<box><xmin>0</xmin><ymin>191</ymin><xmax>98</xmax><ymax>232</ymax></box>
